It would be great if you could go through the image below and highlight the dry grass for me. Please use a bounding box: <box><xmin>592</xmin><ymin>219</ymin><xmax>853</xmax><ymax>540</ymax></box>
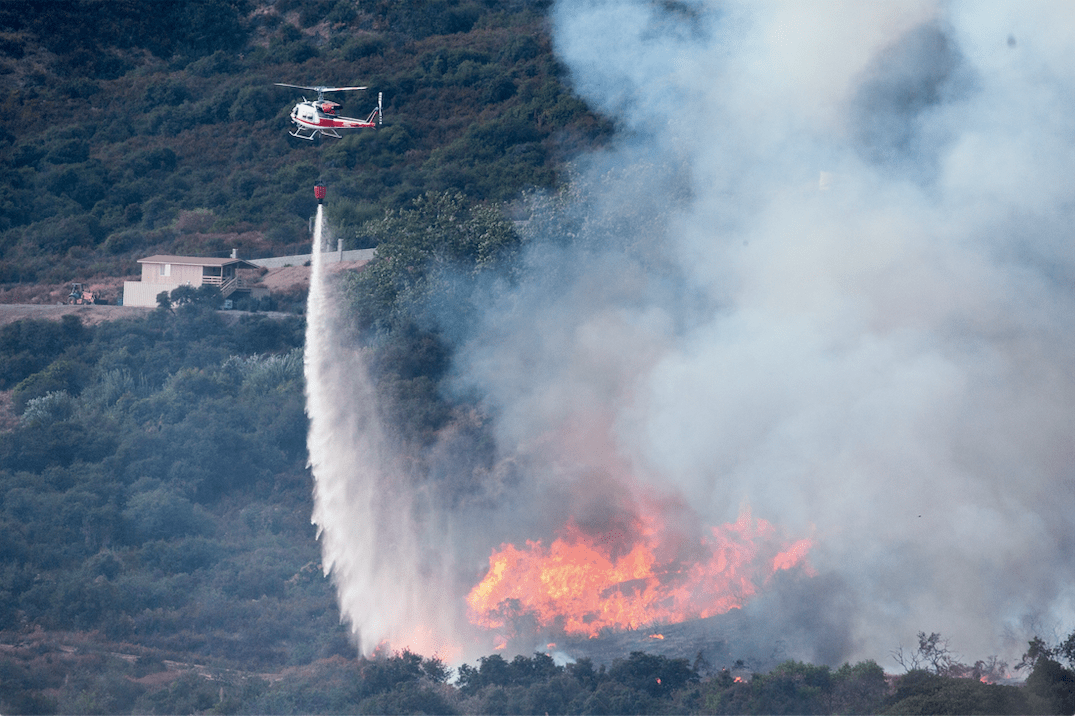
<box><xmin>0</xmin><ymin>276</ymin><xmax>132</xmax><ymax>306</ymax></box>
<box><xmin>0</xmin><ymin>303</ymin><xmax>153</xmax><ymax>328</ymax></box>
<box><xmin>256</xmin><ymin>260</ymin><xmax>369</xmax><ymax>292</ymax></box>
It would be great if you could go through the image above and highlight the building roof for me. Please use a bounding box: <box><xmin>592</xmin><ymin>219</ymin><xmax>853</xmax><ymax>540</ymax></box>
<box><xmin>137</xmin><ymin>255</ymin><xmax>259</xmax><ymax>269</ymax></box>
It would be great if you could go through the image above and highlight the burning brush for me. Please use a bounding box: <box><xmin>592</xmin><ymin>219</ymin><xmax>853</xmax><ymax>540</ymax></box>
<box><xmin>466</xmin><ymin>505</ymin><xmax>814</xmax><ymax>645</ymax></box>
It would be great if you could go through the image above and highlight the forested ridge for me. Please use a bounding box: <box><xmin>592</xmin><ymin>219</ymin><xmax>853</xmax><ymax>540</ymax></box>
<box><xmin>1</xmin><ymin>1</ymin><xmax>1074</xmax><ymax>714</ymax></box>
<box><xmin>0</xmin><ymin>0</ymin><xmax>608</xmax><ymax>288</ymax></box>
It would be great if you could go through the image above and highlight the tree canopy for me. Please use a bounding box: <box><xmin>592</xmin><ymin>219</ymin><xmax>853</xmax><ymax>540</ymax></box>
<box><xmin>0</xmin><ymin>0</ymin><xmax>611</xmax><ymax>286</ymax></box>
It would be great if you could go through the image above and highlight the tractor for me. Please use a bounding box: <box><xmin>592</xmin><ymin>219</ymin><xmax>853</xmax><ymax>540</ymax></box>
<box><xmin>67</xmin><ymin>283</ymin><xmax>95</xmax><ymax>305</ymax></box>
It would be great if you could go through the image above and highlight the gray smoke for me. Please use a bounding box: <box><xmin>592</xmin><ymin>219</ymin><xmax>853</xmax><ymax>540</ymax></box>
<box><xmin>443</xmin><ymin>1</ymin><xmax>1075</xmax><ymax>666</ymax></box>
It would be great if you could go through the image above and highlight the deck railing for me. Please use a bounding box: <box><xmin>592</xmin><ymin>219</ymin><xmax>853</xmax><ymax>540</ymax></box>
<box><xmin>220</xmin><ymin>276</ymin><xmax>244</xmax><ymax>297</ymax></box>
<box><xmin>201</xmin><ymin>275</ymin><xmax>249</xmax><ymax>296</ymax></box>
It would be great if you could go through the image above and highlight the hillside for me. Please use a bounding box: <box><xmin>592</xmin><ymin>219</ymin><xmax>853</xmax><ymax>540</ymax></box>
<box><xmin>3</xmin><ymin>3</ymin><xmax>1074</xmax><ymax>715</ymax></box>
<box><xmin>0</xmin><ymin>0</ymin><xmax>607</xmax><ymax>710</ymax></box>
<box><xmin>0</xmin><ymin>0</ymin><xmax>610</xmax><ymax>289</ymax></box>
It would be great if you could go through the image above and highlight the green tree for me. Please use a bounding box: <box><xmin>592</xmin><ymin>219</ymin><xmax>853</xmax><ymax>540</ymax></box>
<box><xmin>884</xmin><ymin>670</ymin><xmax>1031</xmax><ymax>715</ymax></box>
<box><xmin>0</xmin><ymin>315</ymin><xmax>89</xmax><ymax>390</ymax></box>
<box><xmin>606</xmin><ymin>651</ymin><xmax>699</xmax><ymax>699</ymax></box>
<box><xmin>12</xmin><ymin>358</ymin><xmax>92</xmax><ymax>413</ymax></box>
<box><xmin>742</xmin><ymin>661</ymin><xmax>834</xmax><ymax>715</ymax></box>
<box><xmin>1024</xmin><ymin>658</ymin><xmax>1075</xmax><ymax>715</ymax></box>
<box><xmin>123</xmin><ymin>487</ymin><xmax>214</xmax><ymax>542</ymax></box>
<box><xmin>345</xmin><ymin>191</ymin><xmax>521</xmax><ymax>335</ymax></box>
<box><xmin>831</xmin><ymin>659</ymin><xmax>888</xmax><ymax>714</ymax></box>
<box><xmin>20</xmin><ymin>390</ymin><xmax>77</xmax><ymax>426</ymax></box>
<box><xmin>341</xmin><ymin>192</ymin><xmax>522</xmax><ymax>446</ymax></box>
<box><xmin>1020</xmin><ymin>631</ymin><xmax>1075</xmax><ymax>672</ymax></box>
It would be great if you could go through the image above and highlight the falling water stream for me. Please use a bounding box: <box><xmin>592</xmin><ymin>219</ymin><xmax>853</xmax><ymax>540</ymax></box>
<box><xmin>303</xmin><ymin>204</ymin><xmax>463</xmax><ymax>658</ymax></box>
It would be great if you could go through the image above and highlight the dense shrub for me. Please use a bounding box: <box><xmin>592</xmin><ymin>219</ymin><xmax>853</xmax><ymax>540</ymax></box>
<box><xmin>0</xmin><ymin>0</ymin><xmax>612</xmax><ymax>282</ymax></box>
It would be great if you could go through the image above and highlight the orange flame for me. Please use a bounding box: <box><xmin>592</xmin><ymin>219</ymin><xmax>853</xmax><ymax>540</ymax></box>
<box><xmin>467</xmin><ymin>506</ymin><xmax>812</xmax><ymax>639</ymax></box>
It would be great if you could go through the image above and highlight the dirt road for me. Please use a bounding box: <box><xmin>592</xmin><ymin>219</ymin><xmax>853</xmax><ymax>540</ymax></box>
<box><xmin>0</xmin><ymin>303</ymin><xmax>154</xmax><ymax>328</ymax></box>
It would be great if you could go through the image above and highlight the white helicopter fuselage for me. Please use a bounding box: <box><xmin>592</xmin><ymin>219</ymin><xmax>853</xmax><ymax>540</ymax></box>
<box><xmin>285</xmin><ymin>93</ymin><xmax>382</xmax><ymax>140</ymax></box>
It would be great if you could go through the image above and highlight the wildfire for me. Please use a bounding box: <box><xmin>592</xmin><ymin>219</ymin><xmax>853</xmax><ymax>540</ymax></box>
<box><xmin>467</xmin><ymin>506</ymin><xmax>812</xmax><ymax>640</ymax></box>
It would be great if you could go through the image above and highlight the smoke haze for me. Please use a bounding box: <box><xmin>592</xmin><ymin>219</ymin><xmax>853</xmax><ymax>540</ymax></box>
<box><xmin>453</xmin><ymin>0</ymin><xmax>1074</xmax><ymax>664</ymax></box>
<box><xmin>311</xmin><ymin>1</ymin><xmax>1074</xmax><ymax>667</ymax></box>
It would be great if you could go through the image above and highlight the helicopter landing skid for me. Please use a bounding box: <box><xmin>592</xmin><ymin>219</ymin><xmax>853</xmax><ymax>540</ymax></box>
<box><xmin>289</xmin><ymin>126</ymin><xmax>343</xmax><ymax>140</ymax></box>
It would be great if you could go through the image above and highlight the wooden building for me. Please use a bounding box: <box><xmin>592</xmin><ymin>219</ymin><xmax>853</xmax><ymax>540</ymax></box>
<box><xmin>122</xmin><ymin>255</ymin><xmax>264</xmax><ymax>307</ymax></box>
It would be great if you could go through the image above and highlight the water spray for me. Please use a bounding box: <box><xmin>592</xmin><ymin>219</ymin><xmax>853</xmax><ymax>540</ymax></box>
<box><xmin>302</xmin><ymin>182</ymin><xmax>464</xmax><ymax>659</ymax></box>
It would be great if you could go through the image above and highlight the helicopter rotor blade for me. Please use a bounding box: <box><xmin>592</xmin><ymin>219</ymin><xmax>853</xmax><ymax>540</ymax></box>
<box><xmin>274</xmin><ymin>83</ymin><xmax>367</xmax><ymax>92</ymax></box>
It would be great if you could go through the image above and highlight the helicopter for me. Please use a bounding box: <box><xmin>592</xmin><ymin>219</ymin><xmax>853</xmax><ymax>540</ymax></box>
<box><xmin>275</xmin><ymin>83</ymin><xmax>382</xmax><ymax>140</ymax></box>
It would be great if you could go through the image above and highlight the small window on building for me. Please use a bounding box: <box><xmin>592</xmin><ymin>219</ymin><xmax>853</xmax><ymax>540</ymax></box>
<box><xmin>159</xmin><ymin>263</ymin><xmax>171</xmax><ymax>277</ymax></box>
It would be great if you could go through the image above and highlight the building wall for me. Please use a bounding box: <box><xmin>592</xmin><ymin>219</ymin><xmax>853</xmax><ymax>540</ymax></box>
<box><xmin>140</xmin><ymin>262</ymin><xmax>203</xmax><ymax>285</ymax></box>
<box><xmin>250</xmin><ymin>248</ymin><xmax>375</xmax><ymax>269</ymax></box>
<box><xmin>123</xmin><ymin>280</ymin><xmax>184</xmax><ymax>307</ymax></box>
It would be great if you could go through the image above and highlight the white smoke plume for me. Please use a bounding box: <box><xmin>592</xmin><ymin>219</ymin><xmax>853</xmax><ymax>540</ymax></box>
<box><xmin>448</xmin><ymin>0</ymin><xmax>1075</xmax><ymax>665</ymax></box>
<box><xmin>309</xmin><ymin>1</ymin><xmax>1074</xmax><ymax>667</ymax></box>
